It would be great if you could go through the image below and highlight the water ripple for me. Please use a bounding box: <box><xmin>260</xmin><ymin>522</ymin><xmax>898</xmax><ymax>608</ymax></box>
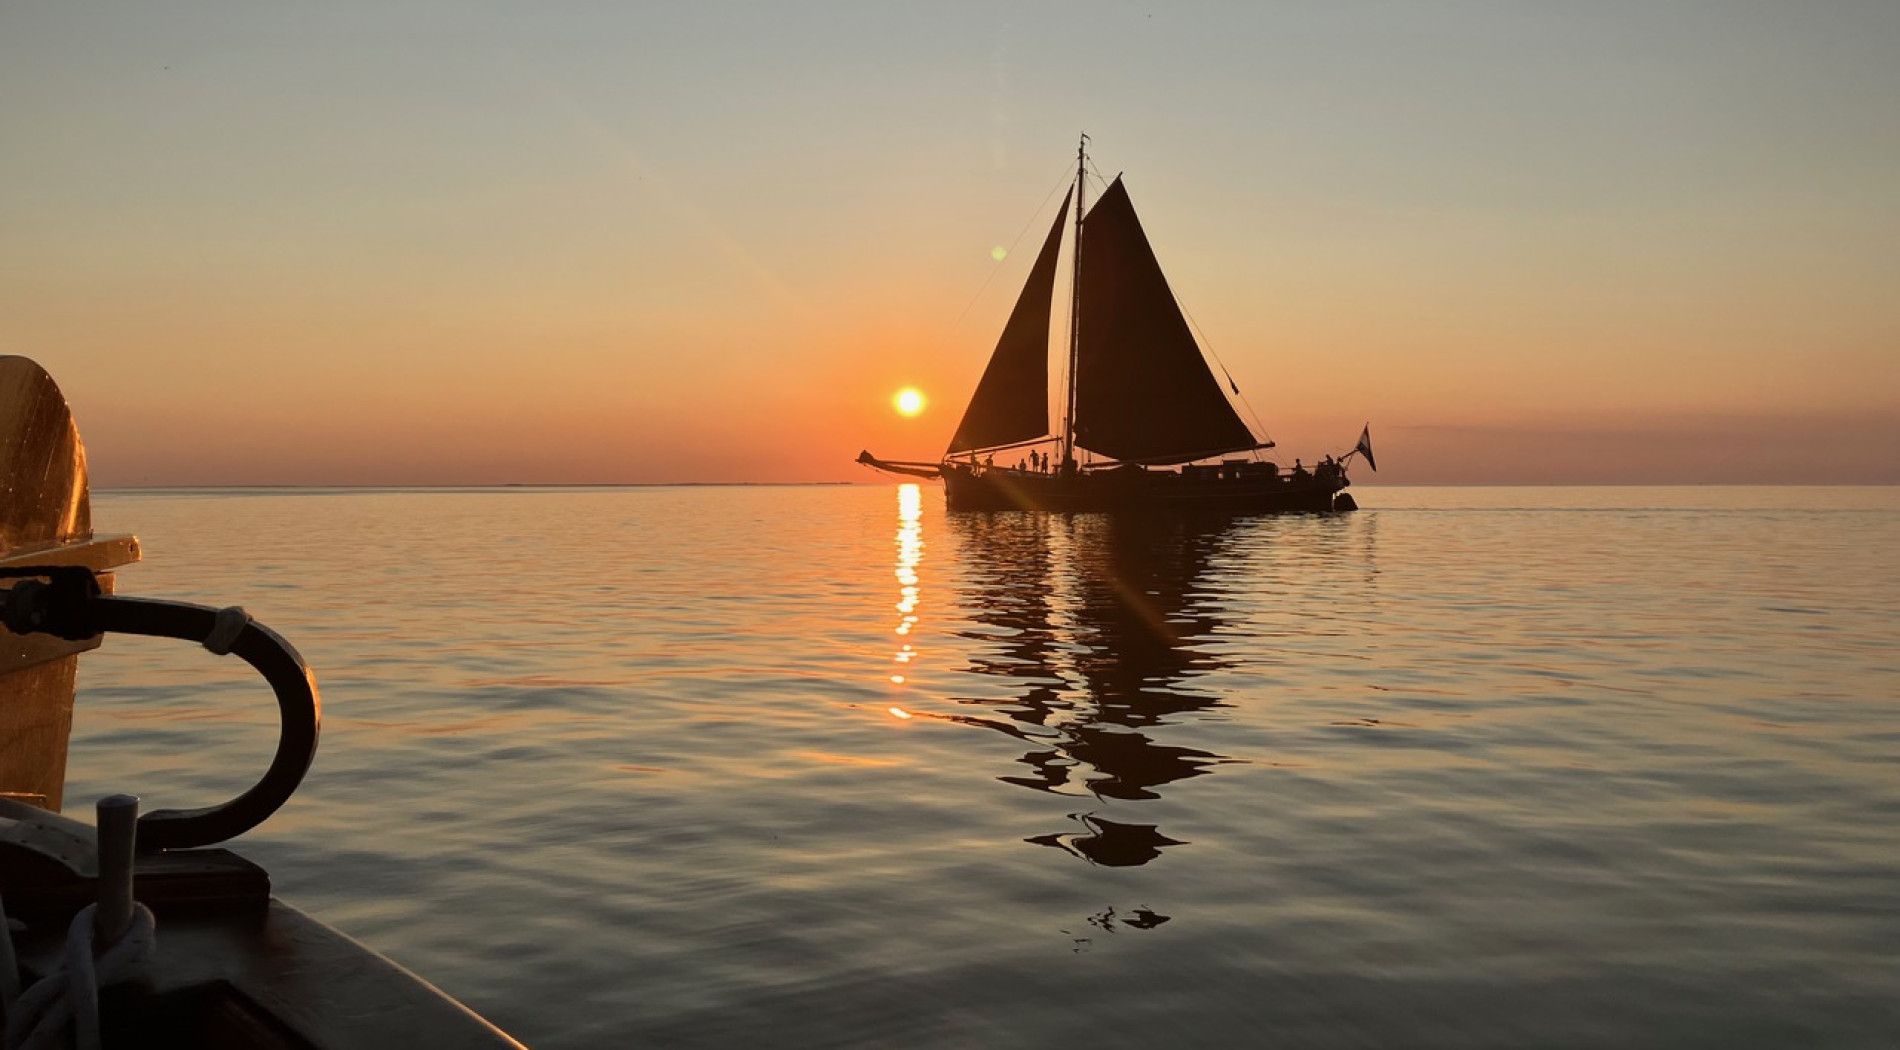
<box><xmin>59</xmin><ymin>484</ymin><xmax>1900</xmax><ymax>1047</ymax></box>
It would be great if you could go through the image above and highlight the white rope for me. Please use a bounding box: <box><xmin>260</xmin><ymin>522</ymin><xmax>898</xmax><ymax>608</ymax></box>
<box><xmin>4</xmin><ymin>903</ymin><xmax>156</xmax><ymax>1050</ymax></box>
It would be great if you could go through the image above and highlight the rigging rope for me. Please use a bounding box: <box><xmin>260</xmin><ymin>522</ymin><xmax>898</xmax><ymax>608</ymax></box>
<box><xmin>944</xmin><ymin>158</ymin><xmax>1078</xmax><ymax>335</ymax></box>
<box><xmin>1179</xmin><ymin>302</ymin><xmax>1277</xmax><ymax>460</ymax></box>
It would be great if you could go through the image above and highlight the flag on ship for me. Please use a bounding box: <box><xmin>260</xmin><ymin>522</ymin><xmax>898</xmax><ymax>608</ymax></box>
<box><xmin>1354</xmin><ymin>425</ymin><xmax>1377</xmax><ymax>472</ymax></box>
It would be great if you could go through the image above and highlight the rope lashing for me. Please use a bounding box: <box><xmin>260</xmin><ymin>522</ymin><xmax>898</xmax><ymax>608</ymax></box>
<box><xmin>200</xmin><ymin>606</ymin><xmax>251</xmax><ymax>656</ymax></box>
<box><xmin>1</xmin><ymin>796</ymin><xmax>152</xmax><ymax>1050</ymax></box>
<box><xmin>3</xmin><ymin>904</ymin><xmax>156</xmax><ymax>1050</ymax></box>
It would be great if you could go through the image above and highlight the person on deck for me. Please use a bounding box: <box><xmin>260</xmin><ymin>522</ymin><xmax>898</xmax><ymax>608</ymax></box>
<box><xmin>1292</xmin><ymin>459</ymin><xmax>1309</xmax><ymax>479</ymax></box>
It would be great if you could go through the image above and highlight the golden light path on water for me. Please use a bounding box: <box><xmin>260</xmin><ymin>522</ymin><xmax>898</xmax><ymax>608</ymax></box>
<box><xmin>887</xmin><ymin>482</ymin><xmax>922</xmax><ymax>718</ymax></box>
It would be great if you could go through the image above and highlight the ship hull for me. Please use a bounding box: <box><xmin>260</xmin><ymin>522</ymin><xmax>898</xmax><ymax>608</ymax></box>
<box><xmin>941</xmin><ymin>463</ymin><xmax>1350</xmax><ymax>513</ymax></box>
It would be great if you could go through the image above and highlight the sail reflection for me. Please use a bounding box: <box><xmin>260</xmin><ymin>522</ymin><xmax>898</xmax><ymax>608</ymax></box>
<box><xmin>1028</xmin><ymin>813</ymin><xmax>1188</xmax><ymax>868</ymax></box>
<box><xmin>945</xmin><ymin>509</ymin><xmax>1245</xmax><ymax>866</ymax></box>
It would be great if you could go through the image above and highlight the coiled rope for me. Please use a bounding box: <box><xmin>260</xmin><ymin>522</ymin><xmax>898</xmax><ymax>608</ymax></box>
<box><xmin>0</xmin><ymin>897</ymin><xmax>155</xmax><ymax>1050</ymax></box>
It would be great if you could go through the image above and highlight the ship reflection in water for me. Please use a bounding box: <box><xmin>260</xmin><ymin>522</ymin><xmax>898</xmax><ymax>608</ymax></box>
<box><xmin>888</xmin><ymin>482</ymin><xmax>1252</xmax><ymax>872</ymax></box>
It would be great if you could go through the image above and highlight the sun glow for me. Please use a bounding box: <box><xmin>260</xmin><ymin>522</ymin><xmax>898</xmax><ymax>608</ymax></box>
<box><xmin>893</xmin><ymin>387</ymin><xmax>926</xmax><ymax>417</ymax></box>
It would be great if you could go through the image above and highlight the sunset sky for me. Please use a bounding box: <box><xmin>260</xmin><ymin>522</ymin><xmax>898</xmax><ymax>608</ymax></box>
<box><xmin>4</xmin><ymin>3</ymin><xmax>1896</xmax><ymax>485</ymax></box>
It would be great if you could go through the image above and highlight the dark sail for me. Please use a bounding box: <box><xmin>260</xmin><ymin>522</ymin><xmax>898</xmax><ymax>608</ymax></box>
<box><xmin>946</xmin><ymin>192</ymin><xmax>1070</xmax><ymax>455</ymax></box>
<box><xmin>1073</xmin><ymin>178</ymin><xmax>1257</xmax><ymax>463</ymax></box>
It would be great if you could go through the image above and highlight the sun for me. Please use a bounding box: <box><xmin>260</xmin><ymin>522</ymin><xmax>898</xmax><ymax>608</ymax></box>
<box><xmin>893</xmin><ymin>387</ymin><xmax>926</xmax><ymax>417</ymax></box>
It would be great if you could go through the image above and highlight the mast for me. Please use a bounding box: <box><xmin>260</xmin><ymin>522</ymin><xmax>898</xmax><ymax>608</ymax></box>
<box><xmin>1062</xmin><ymin>133</ymin><xmax>1087</xmax><ymax>472</ymax></box>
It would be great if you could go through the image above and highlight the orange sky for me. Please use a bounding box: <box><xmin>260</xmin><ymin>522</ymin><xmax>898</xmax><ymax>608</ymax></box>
<box><xmin>3</xmin><ymin>4</ymin><xmax>1896</xmax><ymax>485</ymax></box>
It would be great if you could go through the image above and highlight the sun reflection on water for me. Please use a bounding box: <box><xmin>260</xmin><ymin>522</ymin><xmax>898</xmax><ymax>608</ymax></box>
<box><xmin>887</xmin><ymin>484</ymin><xmax>923</xmax><ymax>716</ymax></box>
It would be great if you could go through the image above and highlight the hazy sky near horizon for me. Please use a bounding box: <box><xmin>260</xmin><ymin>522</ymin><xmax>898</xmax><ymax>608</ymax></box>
<box><xmin>4</xmin><ymin>2</ymin><xmax>1897</xmax><ymax>485</ymax></box>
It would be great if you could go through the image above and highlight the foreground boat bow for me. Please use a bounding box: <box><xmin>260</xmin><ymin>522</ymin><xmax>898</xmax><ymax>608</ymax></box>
<box><xmin>0</xmin><ymin>356</ymin><xmax>522</xmax><ymax>1048</ymax></box>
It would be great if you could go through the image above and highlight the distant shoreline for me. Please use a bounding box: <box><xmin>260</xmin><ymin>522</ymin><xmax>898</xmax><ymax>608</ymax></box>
<box><xmin>95</xmin><ymin>481</ymin><xmax>860</xmax><ymax>492</ymax></box>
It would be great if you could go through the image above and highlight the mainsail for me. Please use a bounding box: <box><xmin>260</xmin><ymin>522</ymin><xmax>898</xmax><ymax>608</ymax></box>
<box><xmin>1072</xmin><ymin>178</ymin><xmax>1258</xmax><ymax>464</ymax></box>
<box><xmin>946</xmin><ymin>193</ymin><xmax>1071</xmax><ymax>455</ymax></box>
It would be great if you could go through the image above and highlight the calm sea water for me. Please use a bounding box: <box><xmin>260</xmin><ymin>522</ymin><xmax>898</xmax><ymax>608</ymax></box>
<box><xmin>66</xmin><ymin>485</ymin><xmax>1899</xmax><ymax>1048</ymax></box>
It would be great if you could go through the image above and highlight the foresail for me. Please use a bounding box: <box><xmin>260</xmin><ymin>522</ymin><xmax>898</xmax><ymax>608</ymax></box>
<box><xmin>946</xmin><ymin>192</ymin><xmax>1070</xmax><ymax>455</ymax></box>
<box><xmin>1073</xmin><ymin>178</ymin><xmax>1257</xmax><ymax>464</ymax></box>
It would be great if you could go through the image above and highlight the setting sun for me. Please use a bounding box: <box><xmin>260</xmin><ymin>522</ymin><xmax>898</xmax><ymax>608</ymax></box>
<box><xmin>893</xmin><ymin>388</ymin><xmax>926</xmax><ymax>417</ymax></box>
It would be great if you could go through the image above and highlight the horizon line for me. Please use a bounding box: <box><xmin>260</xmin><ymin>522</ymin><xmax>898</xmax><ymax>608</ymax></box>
<box><xmin>91</xmin><ymin>480</ymin><xmax>1900</xmax><ymax>492</ymax></box>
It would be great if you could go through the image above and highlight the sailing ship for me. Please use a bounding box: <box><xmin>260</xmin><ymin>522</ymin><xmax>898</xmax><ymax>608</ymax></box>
<box><xmin>859</xmin><ymin>137</ymin><xmax>1374</xmax><ymax>512</ymax></box>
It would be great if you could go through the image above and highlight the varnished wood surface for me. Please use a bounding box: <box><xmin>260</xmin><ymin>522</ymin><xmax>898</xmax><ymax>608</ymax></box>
<box><xmin>1</xmin><ymin>533</ymin><xmax>141</xmax><ymax>570</ymax></box>
<box><xmin>0</xmin><ymin>357</ymin><xmax>141</xmax><ymax>809</ymax></box>
<box><xmin>0</xmin><ymin>660</ymin><xmax>83</xmax><ymax>809</ymax></box>
<box><xmin>0</xmin><ymin>356</ymin><xmax>90</xmax><ymax>551</ymax></box>
<box><xmin>0</xmin><ymin>536</ymin><xmax>143</xmax><ymax>677</ymax></box>
<box><xmin>0</xmin><ymin>557</ymin><xmax>133</xmax><ymax>679</ymax></box>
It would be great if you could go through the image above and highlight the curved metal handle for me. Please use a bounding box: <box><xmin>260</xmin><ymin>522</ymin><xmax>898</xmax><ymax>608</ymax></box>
<box><xmin>84</xmin><ymin>596</ymin><xmax>321</xmax><ymax>850</ymax></box>
<box><xmin>2</xmin><ymin>569</ymin><xmax>320</xmax><ymax>849</ymax></box>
